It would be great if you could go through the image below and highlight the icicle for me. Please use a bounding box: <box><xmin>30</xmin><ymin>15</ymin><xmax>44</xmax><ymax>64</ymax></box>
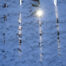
<box><xmin>53</xmin><ymin>0</ymin><xmax>61</xmax><ymax>56</ymax></box>
<box><xmin>18</xmin><ymin>12</ymin><xmax>22</xmax><ymax>56</ymax></box>
<box><xmin>39</xmin><ymin>18</ymin><xmax>43</xmax><ymax>62</ymax></box>
<box><xmin>20</xmin><ymin>0</ymin><xmax>22</xmax><ymax>6</ymax></box>
<box><xmin>54</xmin><ymin>0</ymin><xmax>57</xmax><ymax>7</ymax></box>
<box><xmin>18</xmin><ymin>13</ymin><xmax>22</xmax><ymax>24</ymax></box>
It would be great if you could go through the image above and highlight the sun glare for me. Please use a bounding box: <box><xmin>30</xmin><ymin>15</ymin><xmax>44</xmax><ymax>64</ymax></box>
<box><xmin>36</xmin><ymin>9</ymin><xmax>43</xmax><ymax>17</ymax></box>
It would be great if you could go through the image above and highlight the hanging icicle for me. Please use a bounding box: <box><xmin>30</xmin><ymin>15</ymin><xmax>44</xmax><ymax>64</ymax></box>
<box><xmin>18</xmin><ymin>13</ymin><xmax>22</xmax><ymax>53</ymax></box>
<box><xmin>39</xmin><ymin>18</ymin><xmax>43</xmax><ymax>62</ymax></box>
<box><xmin>53</xmin><ymin>0</ymin><xmax>61</xmax><ymax>55</ymax></box>
<box><xmin>54</xmin><ymin>0</ymin><xmax>57</xmax><ymax>7</ymax></box>
<box><xmin>36</xmin><ymin>9</ymin><xmax>43</xmax><ymax>61</ymax></box>
<box><xmin>20</xmin><ymin>0</ymin><xmax>22</xmax><ymax>6</ymax></box>
<box><xmin>17</xmin><ymin>0</ymin><xmax>23</xmax><ymax>54</ymax></box>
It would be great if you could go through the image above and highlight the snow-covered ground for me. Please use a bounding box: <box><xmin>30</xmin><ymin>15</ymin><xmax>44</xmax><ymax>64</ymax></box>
<box><xmin>0</xmin><ymin>0</ymin><xmax>66</xmax><ymax>66</ymax></box>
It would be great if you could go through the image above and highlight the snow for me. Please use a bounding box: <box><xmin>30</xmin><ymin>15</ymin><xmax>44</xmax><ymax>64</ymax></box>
<box><xmin>0</xmin><ymin>0</ymin><xmax>66</xmax><ymax>66</ymax></box>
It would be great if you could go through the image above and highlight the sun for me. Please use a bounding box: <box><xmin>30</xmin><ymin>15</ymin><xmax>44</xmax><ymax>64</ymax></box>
<box><xmin>36</xmin><ymin>9</ymin><xmax>43</xmax><ymax>17</ymax></box>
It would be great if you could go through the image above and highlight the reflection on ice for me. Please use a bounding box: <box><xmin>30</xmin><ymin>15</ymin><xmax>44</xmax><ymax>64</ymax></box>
<box><xmin>54</xmin><ymin>0</ymin><xmax>57</xmax><ymax>7</ymax></box>
<box><xmin>18</xmin><ymin>13</ymin><xmax>22</xmax><ymax>24</ymax></box>
<box><xmin>18</xmin><ymin>30</ymin><xmax>22</xmax><ymax>36</ymax></box>
<box><xmin>20</xmin><ymin>0</ymin><xmax>22</xmax><ymax>6</ymax></box>
<box><xmin>18</xmin><ymin>25</ymin><xmax>22</xmax><ymax>30</ymax></box>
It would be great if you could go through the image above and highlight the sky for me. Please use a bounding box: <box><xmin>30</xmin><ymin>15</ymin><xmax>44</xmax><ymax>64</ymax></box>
<box><xmin>0</xmin><ymin>0</ymin><xmax>66</xmax><ymax>66</ymax></box>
